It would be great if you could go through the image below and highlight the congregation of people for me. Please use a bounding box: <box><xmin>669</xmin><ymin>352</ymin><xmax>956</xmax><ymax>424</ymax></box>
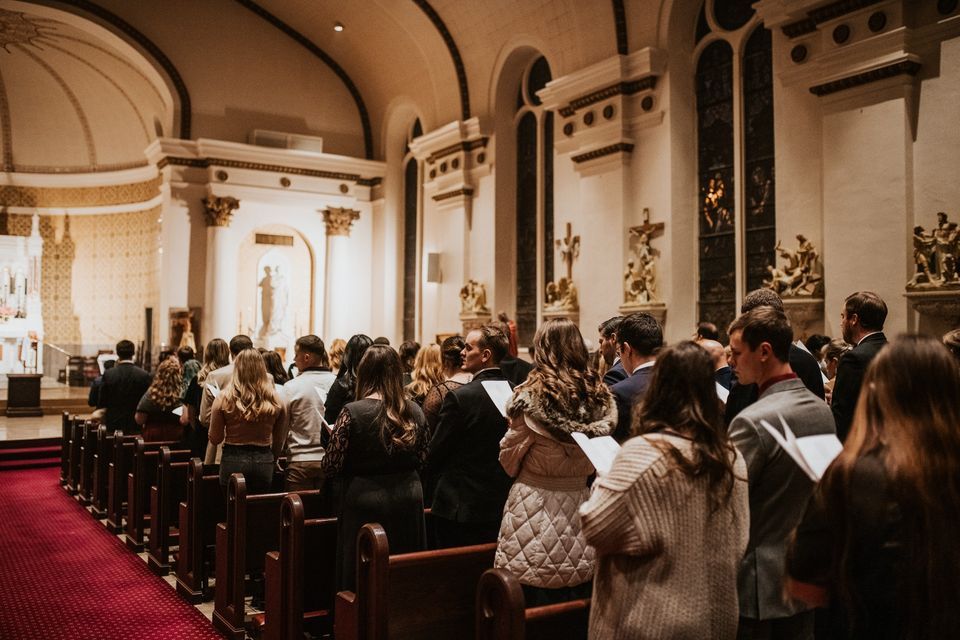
<box><xmin>86</xmin><ymin>290</ymin><xmax>960</xmax><ymax>639</ymax></box>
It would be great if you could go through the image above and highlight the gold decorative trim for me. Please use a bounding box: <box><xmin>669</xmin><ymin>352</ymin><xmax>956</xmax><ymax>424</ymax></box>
<box><xmin>255</xmin><ymin>233</ymin><xmax>294</xmax><ymax>246</ymax></box>
<box><xmin>426</xmin><ymin>138</ymin><xmax>488</xmax><ymax>164</ymax></box>
<box><xmin>571</xmin><ymin>143</ymin><xmax>634</xmax><ymax>164</ymax></box>
<box><xmin>432</xmin><ymin>187</ymin><xmax>474</xmax><ymax>202</ymax></box>
<box><xmin>558</xmin><ymin>77</ymin><xmax>658</xmax><ymax>117</ymax></box>
<box><xmin>322</xmin><ymin>207</ymin><xmax>359</xmax><ymax>236</ymax></box>
<box><xmin>203</xmin><ymin>195</ymin><xmax>239</xmax><ymax>227</ymax></box>
<box><xmin>0</xmin><ymin>176</ymin><xmax>161</xmax><ymax>207</ymax></box>
<box><xmin>157</xmin><ymin>156</ymin><xmax>382</xmax><ymax>187</ymax></box>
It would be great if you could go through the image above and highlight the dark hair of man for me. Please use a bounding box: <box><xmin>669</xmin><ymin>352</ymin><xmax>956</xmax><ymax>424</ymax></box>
<box><xmin>103</xmin><ymin>359</ymin><xmax>116</xmax><ymax>371</ymax></box>
<box><xmin>844</xmin><ymin>291</ymin><xmax>888</xmax><ymax>331</ymax></box>
<box><xmin>295</xmin><ymin>335</ymin><xmax>329</xmax><ymax>367</ymax></box>
<box><xmin>340</xmin><ymin>334</ymin><xmax>373</xmax><ymax>384</ymax></box>
<box><xmin>804</xmin><ymin>334</ymin><xmax>831</xmax><ymax>356</ymax></box>
<box><xmin>740</xmin><ymin>288</ymin><xmax>784</xmax><ymax>313</ymax></box>
<box><xmin>440</xmin><ymin>335</ymin><xmax>466</xmax><ymax>369</ymax></box>
<box><xmin>373</xmin><ymin>336</ymin><xmax>391</xmax><ymax>346</ymax></box>
<box><xmin>355</xmin><ymin>345</ymin><xmax>417</xmax><ymax>449</ymax></box>
<box><xmin>398</xmin><ymin>340</ymin><xmax>420</xmax><ymax>373</ymax></box>
<box><xmin>728</xmin><ymin>306</ymin><xmax>792</xmax><ymax>362</ymax></box>
<box><xmin>177</xmin><ymin>346</ymin><xmax>195</xmax><ymax>364</ymax></box>
<box><xmin>229</xmin><ymin>334</ymin><xmax>254</xmax><ymax>357</ymax></box>
<box><xmin>633</xmin><ymin>341</ymin><xmax>738</xmax><ymax>511</ymax></box>
<box><xmin>696</xmin><ymin>322</ymin><xmax>719</xmax><ymax>341</ymax></box>
<box><xmin>116</xmin><ymin>339</ymin><xmax>135</xmax><ymax>360</ymax></box>
<box><xmin>617</xmin><ymin>313</ymin><xmax>663</xmax><ymax>357</ymax></box>
<box><xmin>476</xmin><ymin>324</ymin><xmax>509</xmax><ymax>364</ymax></box>
<box><xmin>598</xmin><ymin>316</ymin><xmax>622</xmax><ymax>338</ymax></box>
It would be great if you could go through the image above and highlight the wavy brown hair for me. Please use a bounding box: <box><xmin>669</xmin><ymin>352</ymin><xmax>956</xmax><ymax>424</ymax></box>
<box><xmin>511</xmin><ymin>318</ymin><xmax>610</xmax><ymax>420</ymax></box>
<box><xmin>219</xmin><ymin>349</ymin><xmax>281</xmax><ymax>422</ymax></box>
<box><xmin>197</xmin><ymin>338</ymin><xmax>230</xmax><ymax>384</ymax></box>
<box><xmin>355</xmin><ymin>345</ymin><xmax>418</xmax><ymax>449</ymax></box>
<box><xmin>147</xmin><ymin>358</ymin><xmax>183</xmax><ymax>410</ymax></box>
<box><xmin>819</xmin><ymin>334</ymin><xmax>960</xmax><ymax>637</ymax></box>
<box><xmin>632</xmin><ymin>341</ymin><xmax>738</xmax><ymax>511</ymax></box>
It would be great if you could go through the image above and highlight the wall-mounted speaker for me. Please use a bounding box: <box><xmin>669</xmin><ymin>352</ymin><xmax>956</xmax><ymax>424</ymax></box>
<box><xmin>426</xmin><ymin>253</ymin><xmax>442</xmax><ymax>283</ymax></box>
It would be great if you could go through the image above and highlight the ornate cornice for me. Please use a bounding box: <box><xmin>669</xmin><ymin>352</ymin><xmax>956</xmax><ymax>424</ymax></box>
<box><xmin>202</xmin><ymin>195</ymin><xmax>239</xmax><ymax>227</ymax></box>
<box><xmin>426</xmin><ymin>138</ymin><xmax>487</xmax><ymax>164</ymax></box>
<box><xmin>157</xmin><ymin>156</ymin><xmax>382</xmax><ymax>187</ymax></box>
<box><xmin>234</xmin><ymin>0</ymin><xmax>373</xmax><ymax>159</ymax></box>
<box><xmin>558</xmin><ymin>77</ymin><xmax>657</xmax><ymax>117</ymax></box>
<box><xmin>411</xmin><ymin>0</ymin><xmax>470</xmax><ymax>121</ymax></box>
<box><xmin>782</xmin><ymin>0</ymin><xmax>883</xmax><ymax>39</ymax></box>
<box><xmin>431</xmin><ymin>187</ymin><xmax>474</xmax><ymax>202</ymax></box>
<box><xmin>322</xmin><ymin>206</ymin><xmax>359</xmax><ymax>236</ymax></box>
<box><xmin>0</xmin><ymin>176</ymin><xmax>161</xmax><ymax>207</ymax></box>
<box><xmin>571</xmin><ymin>142</ymin><xmax>634</xmax><ymax>164</ymax></box>
<box><xmin>809</xmin><ymin>60</ymin><xmax>921</xmax><ymax>96</ymax></box>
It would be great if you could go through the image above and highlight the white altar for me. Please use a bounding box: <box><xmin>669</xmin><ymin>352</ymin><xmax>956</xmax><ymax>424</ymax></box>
<box><xmin>0</xmin><ymin>214</ymin><xmax>43</xmax><ymax>374</ymax></box>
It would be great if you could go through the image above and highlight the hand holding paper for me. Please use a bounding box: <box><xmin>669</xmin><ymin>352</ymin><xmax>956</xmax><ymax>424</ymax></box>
<box><xmin>759</xmin><ymin>413</ymin><xmax>843</xmax><ymax>481</ymax></box>
<box><xmin>206</xmin><ymin>381</ymin><xmax>221</xmax><ymax>399</ymax></box>
<box><xmin>571</xmin><ymin>432</ymin><xmax>621</xmax><ymax>476</ymax></box>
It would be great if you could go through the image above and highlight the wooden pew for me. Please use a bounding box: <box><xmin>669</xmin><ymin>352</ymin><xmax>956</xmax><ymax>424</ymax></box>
<box><xmin>146</xmin><ymin>447</ymin><xmax>193</xmax><ymax>575</ymax></box>
<box><xmin>60</xmin><ymin>411</ymin><xmax>71</xmax><ymax>486</ymax></box>
<box><xmin>124</xmin><ymin>437</ymin><xmax>187</xmax><ymax>551</ymax></box>
<box><xmin>212</xmin><ymin>475</ymin><xmax>322</xmax><ymax>640</ymax></box>
<box><xmin>77</xmin><ymin>420</ymin><xmax>98</xmax><ymax>505</ymax></box>
<box><xmin>261</xmin><ymin>493</ymin><xmax>337</xmax><ymax>640</ymax></box>
<box><xmin>105</xmin><ymin>431</ymin><xmax>137</xmax><ymax>534</ymax></box>
<box><xmin>66</xmin><ymin>417</ymin><xmax>85</xmax><ymax>495</ymax></box>
<box><xmin>175</xmin><ymin>459</ymin><xmax>223</xmax><ymax>603</ymax></box>
<box><xmin>91</xmin><ymin>426</ymin><xmax>114</xmax><ymax>519</ymax></box>
<box><xmin>475</xmin><ymin>568</ymin><xmax>590</xmax><ymax>640</ymax></box>
<box><xmin>334</xmin><ymin>523</ymin><xmax>497</xmax><ymax>640</ymax></box>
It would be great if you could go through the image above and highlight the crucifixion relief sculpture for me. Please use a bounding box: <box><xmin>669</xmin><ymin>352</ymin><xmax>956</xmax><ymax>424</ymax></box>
<box><xmin>763</xmin><ymin>233</ymin><xmax>824</xmax><ymax>297</ymax></box>
<box><xmin>624</xmin><ymin>208</ymin><xmax>665</xmax><ymax>304</ymax></box>
<box><xmin>545</xmin><ymin>222</ymin><xmax>580</xmax><ymax>311</ymax></box>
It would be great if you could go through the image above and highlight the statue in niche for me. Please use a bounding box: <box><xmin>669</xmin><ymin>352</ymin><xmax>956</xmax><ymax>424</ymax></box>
<box><xmin>763</xmin><ymin>234</ymin><xmax>823</xmax><ymax>297</ymax></box>
<box><xmin>909</xmin><ymin>212</ymin><xmax>959</xmax><ymax>287</ymax></box>
<box><xmin>545</xmin><ymin>223</ymin><xmax>581</xmax><ymax>312</ymax></box>
<box><xmin>623</xmin><ymin>209</ymin><xmax>664</xmax><ymax>305</ymax></box>
<box><xmin>258</xmin><ymin>265</ymin><xmax>289</xmax><ymax>339</ymax></box>
<box><xmin>702</xmin><ymin>174</ymin><xmax>732</xmax><ymax>232</ymax></box>
<box><xmin>459</xmin><ymin>279</ymin><xmax>489</xmax><ymax>314</ymax></box>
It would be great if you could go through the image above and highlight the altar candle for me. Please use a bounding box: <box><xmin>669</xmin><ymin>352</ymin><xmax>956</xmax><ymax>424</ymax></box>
<box><xmin>15</xmin><ymin>271</ymin><xmax>25</xmax><ymax>313</ymax></box>
<box><xmin>1</xmin><ymin>267</ymin><xmax>8</xmax><ymax>307</ymax></box>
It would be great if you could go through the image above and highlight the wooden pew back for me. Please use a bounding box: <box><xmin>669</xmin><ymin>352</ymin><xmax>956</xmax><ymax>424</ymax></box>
<box><xmin>175</xmin><ymin>459</ymin><xmax>222</xmax><ymax>603</ymax></box>
<box><xmin>124</xmin><ymin>437</ymin><xmax>185</xmax><ymax>551</ymax></box>
<box><xmin>60</xmin><ymin>411</ymin><xmax>70</xmax><ymax>485</ymax></box>
<box><xmin>91</xmin><ymin>425</ymin><xmax>112</xmax><ymax>518</ymax></box>
<box><xmin>66</xmin><ymin>417</ymin><xmax>85</xmax><ymax>494</ymax></box>
<box><xmin>106</xmin><ymin>431</ymin><xmax>137</xmax><ymax>533</ymax></box>
<box><xmin>146</xmin><ymin>447</ymin><xmax>193</xmax><ymax>575</ymax></box>
<box><xmin>78</xmin><ymin>421</ymin><xmax>98</xmax><ymax>504</ymax></box>
<box><xmin>475</xmin><ymin>568</ymin><xmax>590</xmax><ymax>640</ymax></box>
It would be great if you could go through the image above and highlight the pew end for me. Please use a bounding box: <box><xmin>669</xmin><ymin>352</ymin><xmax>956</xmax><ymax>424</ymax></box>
<box><xmin>475</xmin><ymin>568</ymin><xmax>590</xmax><ymax>640</ymax></box>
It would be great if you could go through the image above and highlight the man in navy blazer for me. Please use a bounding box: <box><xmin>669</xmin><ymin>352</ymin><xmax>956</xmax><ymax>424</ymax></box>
<box><xmin>609</xmin><ymin>312</ymin><xmax>663</xmax><ymax>441</ymax></box>
<box><xmin>598</xmin><ymin>316</ymin><xmax>627</xmax><ymax>386</ymax></box>
<box><xmin>831</xmin><ymin>291</ymin><xmax>888</xmax><ymax>441</ymax></box>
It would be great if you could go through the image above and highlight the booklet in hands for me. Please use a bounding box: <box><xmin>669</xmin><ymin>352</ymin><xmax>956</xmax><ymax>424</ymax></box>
<box><xmin>571</xmin><ymin>432</ymin><xmax>621</xmax><ymax>475</ymax></box>
<box><xmin>759</xmin><ymin>413</ymin><xmax>843</xmax><ymax>481</ymax></box>
<box><xmin>480</xmin><ymin>381</ymin><xmax>513</xmax><ymax>418</ymax></box>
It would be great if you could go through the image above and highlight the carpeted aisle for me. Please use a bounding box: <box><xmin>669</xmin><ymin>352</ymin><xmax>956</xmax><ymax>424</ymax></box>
<box><xmin>0</xmin><ymin>467</ymin><xmax>222</xmax><ymax>640</ymax></box>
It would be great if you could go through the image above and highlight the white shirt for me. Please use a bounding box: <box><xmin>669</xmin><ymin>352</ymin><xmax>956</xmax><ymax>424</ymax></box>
<box><xmin>632</xmin><ymin>360</ymin><xmax>656</xmax><ymax>374</ymax></box>
<box><xmin>281</xmin><ymin>369</ymin><xmax>337</xmax><ymax>462</ymax></box>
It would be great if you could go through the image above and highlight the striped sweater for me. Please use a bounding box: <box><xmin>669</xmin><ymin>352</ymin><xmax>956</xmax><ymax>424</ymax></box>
<box><xmin>579</xmin><ymin>433</ymin><xmax>749</xmax><ymax>639</ymax></box>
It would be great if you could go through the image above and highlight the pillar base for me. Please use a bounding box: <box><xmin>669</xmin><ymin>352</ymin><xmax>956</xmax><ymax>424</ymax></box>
<box><xmin>781</xmin><ymin>297</ymin><xmax>824</xmax><ymax>340</ymax></box>
<box><xmin>618</xmin><ymin>302</ymin><xmax>666</xmax><ymax>327</ymax></box>
<box><xmin>542</xmin><ymin>306</ymin><xmax>580</xmax><ymax>327</ymax></box>
<box><xmin>459</xmin><ymin>311</ymin><xmax>492</xmax><ymax>334</ymax></box>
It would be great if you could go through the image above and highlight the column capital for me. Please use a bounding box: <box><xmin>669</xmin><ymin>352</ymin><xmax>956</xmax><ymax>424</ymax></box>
<box><xmin>323</xmin><ymin>207</ymin><xmax>360</xmax><ymax>237</ymax></box>
<box><xmin>203</xmin><ymin>195</ymin><xmax>239</xmax><ymax>227</ymax></box>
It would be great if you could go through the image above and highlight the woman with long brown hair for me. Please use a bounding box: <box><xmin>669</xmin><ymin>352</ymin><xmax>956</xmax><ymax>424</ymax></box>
<box><xmin>320</xmin><ymin>344</ymin><xmax>428</xmax><ymax>590</ymax></box>
<box><xmin>579</xmin><ymin>341</ymin><xmax>748</xmax><ymax>638</ymax></box>
<box><xmin>495</xmin><ymin>318</ymin><xmax>616</xmax><ymax>605</ymax></box>
<box><xmin>180</xmin><ymin>338</ymin><xmax>230</xmax><ymax>457</ymax></box>
<box><xmin>208</xmin><ymin>349</ymin><xmax>285</xmax><ymax>493</ymax></box>
<box><xmin>135</xmin><ymin>357</ymin><xmax>184</xmax><ymax>442</ymax></box>
<box><xmin>788</xmin><ymin>335</ymin><xmax>960</xmax><ymax>639</ymax></box>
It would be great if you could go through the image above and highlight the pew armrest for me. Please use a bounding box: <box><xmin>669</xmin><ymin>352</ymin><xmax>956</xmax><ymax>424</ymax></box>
<box><xmin>334</xmin><ymin>591</ymin><xmax>358</xmax><ymax>640</ymax></box>
<box><xmin>262</xmin><ymin>552</ymin><xmax>281</xmax><ymax>640</ymax></box>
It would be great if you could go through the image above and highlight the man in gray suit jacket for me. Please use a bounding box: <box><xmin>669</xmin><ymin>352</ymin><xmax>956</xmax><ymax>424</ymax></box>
<box><xmin>727</xmin><ymin>307</ymin><xmax>836</xmax><ymax>640</ymax></box>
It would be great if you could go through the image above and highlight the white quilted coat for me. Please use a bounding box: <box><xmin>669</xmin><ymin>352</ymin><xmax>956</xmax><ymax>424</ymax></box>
<box><xmin>494</xmin><ymin>388</ymin><xmax>616</xmax><ymax>588</ymax></box>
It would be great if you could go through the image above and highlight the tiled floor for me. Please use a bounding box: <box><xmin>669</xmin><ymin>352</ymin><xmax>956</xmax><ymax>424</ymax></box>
<box><xmin>0</xmin><ymin>384</ymin><xmax>90</xmax><ymax>441</ymax></box>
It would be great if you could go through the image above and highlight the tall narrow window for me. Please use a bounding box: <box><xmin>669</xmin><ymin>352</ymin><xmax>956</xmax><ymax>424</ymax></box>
<box><xmin>402</xmin><ymin>119</ymin><xmax>422</xmax><ymax>341</ymax></box>
<box><xmin>695</xmin><ymin>2</ymin><xmax>774</xmax><ymax>334</ymax></box>
<box><xmin>515</xmin><ymin>56</ymin><xmax>552</xmax><ymax>345</ymax></box>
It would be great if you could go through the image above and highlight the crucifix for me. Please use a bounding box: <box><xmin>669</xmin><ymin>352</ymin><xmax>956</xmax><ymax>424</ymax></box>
<box><xmin>629</xmin><ymin>208</ymin><xmax>665</xmax><ymax>243</ymax></box>
<box><xmin>556</xmin><ymin>222</ymin><xmax>580</xmax><ymax>282</ymax></box>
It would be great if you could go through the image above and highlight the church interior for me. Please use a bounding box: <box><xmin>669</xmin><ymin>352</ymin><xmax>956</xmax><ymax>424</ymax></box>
<box><xmin>1</xmin><ymin>0</ymin><xmax>959</xmax><ymax>637</ymax></box>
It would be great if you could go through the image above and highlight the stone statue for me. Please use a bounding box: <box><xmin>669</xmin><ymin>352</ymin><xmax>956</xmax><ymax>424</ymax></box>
<box><xmin>624</xmin><ymin>230</ymin><xmax>659</xmax><ymax>304</ymax></box>
<box><xmin>258</xmin><ymin>265</ymin><xmax>289</xmax><ymax>338</ymax></box>
<box><xmin>908</xmin><ymin>212</ymin><xmax>959</xmax><ymax>288</ymax></box>
<box><xmin>459</xmin><ymin>279</ymin><xmax>489</xmax><ymax>314</ymax></box>
<box><xmin>545</xmin><ymin>277</ymin><xmax>578</xmax><ymax>311</ymax></box>
<box><xmin>763</xmin><ymin>234</ymin><xmax>823</xmax><ymax>297</ymax></box>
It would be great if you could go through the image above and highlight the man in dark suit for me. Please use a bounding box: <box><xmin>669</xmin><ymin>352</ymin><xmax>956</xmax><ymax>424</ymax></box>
<box><xmin>493</xmin><ymin>320</ymin><xmax>533</xmax><ymax>386</ymax></box>
<box><xmin>609</xmin><ymin>312</ymin><xmax>663</xmax><ymax>441</ymax></box>
<box><xmin>598</xmin><ymin>316</ymin><xmax>627</xmax><ymax>386</ymax></box>
<box><xmin>426</xmin><ymin>324</ymin><xmax>514</xmax><ymax>548</ymax></box>
<box><xmin>727</xmin><ymin>307</ymin><xmax>836</xmax><ymax>640</ymax></box>
<box><xmin>97</xmin><ymin>339</ymin><xmax>151</xmax><ymax>434</ymax></box>
<box><xmin>725</xmin><ymin>289</ymin><xmax>825</xmax><ymax>424</ymax></box>
<box><xmin>831</xmin><ymin>291</ymin><xmax>888</xmax><ymax>441</ymax></box>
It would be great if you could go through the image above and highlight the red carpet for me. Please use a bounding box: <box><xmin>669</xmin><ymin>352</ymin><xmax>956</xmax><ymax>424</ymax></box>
<box><xmin>0</xmin><ymin>467</ymin><xmax>222</xmax><ymax>639</ymax></box>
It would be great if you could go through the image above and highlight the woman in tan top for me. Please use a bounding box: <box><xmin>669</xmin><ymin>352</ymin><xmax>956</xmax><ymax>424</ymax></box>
<box><xmin>579</xmin><ymin>341</ymin><xmax>749</xmax><ymax>639</ymax></box>
<box><xmin>209</xmin><ymin>349</ymin><xmax>285</xmax><ymax>493</ymax></box>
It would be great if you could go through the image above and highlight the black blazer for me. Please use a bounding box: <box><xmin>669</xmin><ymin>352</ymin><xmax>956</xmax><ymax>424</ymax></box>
<box><xmin>97</xmin><ymin>362</ymin><xmax>151</xmax><ymax>433</ymax></box>
<box><xmin>426</xmin><ymin>368</ymin><xmax>514</xmax><ymax>523</ymax></box>
<box><xmin>715</xmin><ymin>365</ymin><xmax>733</xmax><ymax>391</ymax></box>
<box><xmin>602</xmin><ymin>360</ymin><xmax>628</xmax><ymax>386</ymax></box>
<box><xmin>499</xmin><ymin>356</ymin><xmax>533</xmax><ymax>387</ymax></box>
<box><xmin>610</xmin><ymin>366</ymin><xmax>654</xmax><ymax>441</ymax></box>
<box><xmin>724</xmin><ymin>344</ymin><xmax>825</xmax><ymax>424</ymax></box>
<box><xmin>831</xmin><ymin>332</ymin><xmax>887</xmax><ymax>441</ymax></box>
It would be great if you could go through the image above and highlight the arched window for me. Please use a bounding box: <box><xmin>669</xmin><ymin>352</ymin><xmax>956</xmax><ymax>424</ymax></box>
<box><xmin>402</xmin><ymin>118</ymin><xmax>422</xmax><ymax>341</ymax></box>
<box><xmin>695</xmin><ymin>1</ymin><xmax>775</xmax><ymax>335</ymax></box>
<box><xmin>515</xmin><ymin>56</ymin><xmax>553</xmax><ymax>345</ymax></box>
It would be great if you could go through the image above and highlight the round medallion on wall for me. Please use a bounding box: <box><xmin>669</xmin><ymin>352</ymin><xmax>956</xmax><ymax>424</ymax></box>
<box><xmin>440</xmin><ymin>161</ymin><xmax>448</xmax><ymax>173</ymax></box>
<box><xmin>641</xmin><ymin>96</ymin><xmax>654</xmax><ymax>112</ymax></box>
<box><xmin>451</xmin><ymin>157</ymin><xmax>460</xmax><ymax>170</ymax></box>
<box><xmin>790</xmin><ymin>45</ymin><xmax>808</xmax><ymax>64</ymax></box>
<box><xmin>339</xmin><ymin>183</ymin><xmax>349</xmax><ymax>194</ymax></box>
<box><xmin>833</xmin><ymin>24</ymin><xmax>851</xmax><ymax>44</ymax></box>
<box><xmin>476</xmin><ymin>152</ymin><xmax>485</xmax><ymax>164</ymax></box>
<box><xmin>602</xmin><ymin>105</ymin><xmax>615</xmax><ymax>120</ymax></box>
<box><xmin>280</xmin><ymin>177</ymin><xmax>291</xmax><ymax>188</ymax></box>
<box><xmin>868</xmin><ymin>11</ymin><xmax>887</xmax><ymax>33</ymax></box>
<box><xmin>215</xmin><ymin>170</ymin><xmax>228</xmax><ymax>182</ymax></box>
<box><xmin>938</xmin><ymin>0</ymin><xmax>958</xmax><ymax>15</ymax></box>
<box><xmin>583</xmin><ymin>111</ymin><xmax>595</xmax><ymax>126</ymax></box>
<box><xmin>429</xmin><ymin>168</ymin><xmax>437</xmax><ymax>179</ymax></box>
<box><xmin>562</xmin><ymin>122</ymin><xmax>574</xmax><ymax>137</ymax></box>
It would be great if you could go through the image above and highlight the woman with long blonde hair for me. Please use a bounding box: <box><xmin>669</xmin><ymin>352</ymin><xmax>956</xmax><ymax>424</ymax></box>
<box><xmin>208</xmin><ymin>349</ymin><xmax>285</xmax><ymax>493</ymax></box>
<box><xmin>181</xmin><ymin>338</ymin><xmax>230</xmax><ymax>457</ymax></box>
<box><xmin>135</xmin><ymin>357</ymin><xmax>184</xmax><ymax>441</ymax></box>
<box><xmin>320</xmin><ymin>344</ymin><xmax>428</xmax><ymax>590</ymax></box>
<box><xmin>788</xmin><ymin>335</ymin><xmax>960</xmax><ymax>639</ymax></box>
<box><xmin>405</xmin><ymin>343</ymin><xmax>444</xmax><ymax>405</ymax></box>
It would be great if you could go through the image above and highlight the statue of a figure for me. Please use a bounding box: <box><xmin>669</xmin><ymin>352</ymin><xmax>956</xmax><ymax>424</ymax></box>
<box><xmin>765</xmin><ymin>234</ymin><xmax>823</xmax><ymax>297</ymax></box>
<box><xmin>259</xmin><ymin>265</ymin><xmax>289</xmax><ymax>338</ymax></box>
<box><xmin>908</xmin><ymin>213</ymin><xmax>960</xmax><ymax>287</ymax></box>
<box><xmin>909</xmin><ymin>226</ymin><xmax>938</xmax><ymax>286</ymax></box>
<box><xmin>459</xmin><ymin>279</ymin><xmax>489</xmax><ymax>314</ymax></box>
<box><xmin>702</xmin><ymin>174</ymin><xmax>732</xmax><ymax>232</ymax></box>
<box><xmin>623</xmin><ymin>230</ymin><xmax>660</xmax><ymax>304</ymax></box>
<box><xmin>545</xmin><ymin>277</ymin><xmax>578</xmax><ymax>311</ymax></box>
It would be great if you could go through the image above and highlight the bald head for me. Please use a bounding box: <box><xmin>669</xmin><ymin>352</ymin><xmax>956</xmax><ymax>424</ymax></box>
<box><xmin>700</xmin><ymin>339</ymin><xmax>728</xmax><ymax>371</ymax></box>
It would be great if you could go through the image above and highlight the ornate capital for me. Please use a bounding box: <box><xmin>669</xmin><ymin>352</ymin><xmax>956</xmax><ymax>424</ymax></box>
<box><xmin>323</xmin><ymin>207</ymin><xmax>360</xmax><ymax>237</ymax></box>
<box><xmin>203</xmin><ymin>195</ymin><xmax>239</xmax><ymax>227</ymax></box>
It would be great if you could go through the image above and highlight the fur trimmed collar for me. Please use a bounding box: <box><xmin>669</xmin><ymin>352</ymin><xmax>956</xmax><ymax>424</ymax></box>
<box><xmin>507</xmin><ymin>385</ymin><xmax>616</xmax><ymax>439</ymax></box>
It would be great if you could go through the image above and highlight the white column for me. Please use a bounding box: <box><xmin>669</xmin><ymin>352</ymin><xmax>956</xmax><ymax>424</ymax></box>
<box><xmin>157</xmin><ymin>183</ymin><xmax>194</xmax><ymax>346</ymax></box>
<box><xmin>202</xmin><ymin>196</ymin><xmax>240</xmax><ymax>341</ymax></box>
<box><xmin>323</xmin><ymin>207</ymin><xmax>360</xmax><ymax>340</ymax></box>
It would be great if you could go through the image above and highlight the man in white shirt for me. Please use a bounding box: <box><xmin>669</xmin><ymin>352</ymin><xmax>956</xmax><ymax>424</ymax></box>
<box><xmin>278</xmin><ymin>335</ymin><xmax>337</xmax><ymax>491</ymax></box>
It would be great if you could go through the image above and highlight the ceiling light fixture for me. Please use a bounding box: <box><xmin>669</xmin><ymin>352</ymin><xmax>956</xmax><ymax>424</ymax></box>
<box><xmin>333</xmin><ymin>21</ymin><xmax>344</xmax><ymax>32</ymax></box>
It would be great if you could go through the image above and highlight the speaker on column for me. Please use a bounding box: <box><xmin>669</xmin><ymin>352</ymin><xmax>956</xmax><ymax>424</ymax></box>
<box><xmin>426</xmin><ymin>253</ymin><xmax>442</xmax><ymax>283</ymax></box>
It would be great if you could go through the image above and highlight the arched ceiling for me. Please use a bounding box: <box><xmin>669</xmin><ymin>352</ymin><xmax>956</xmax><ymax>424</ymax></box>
<box><xmin>0</xmin><ymin>2</ymin><xmax>173</xmax><ymax>173</ymax></box>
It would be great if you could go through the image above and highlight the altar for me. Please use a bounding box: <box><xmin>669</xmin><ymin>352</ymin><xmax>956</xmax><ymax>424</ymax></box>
<box><xmin>0</xmin><ymin>214</ymin><xmax>44</xmax><ymax>375</ymax></box>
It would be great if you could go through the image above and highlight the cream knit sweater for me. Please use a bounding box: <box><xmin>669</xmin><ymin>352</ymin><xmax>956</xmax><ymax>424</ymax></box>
<box><xmin>579</xmin><ymin>433</ymin><xmax>749</xmax><ymax>639</ymax></box>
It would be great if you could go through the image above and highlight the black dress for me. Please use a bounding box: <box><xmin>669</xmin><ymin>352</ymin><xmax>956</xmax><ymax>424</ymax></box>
<box><xmin>321</xmin><ymin>398</ymin><xmax>428</xmax><ymax>591</ymax></box>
